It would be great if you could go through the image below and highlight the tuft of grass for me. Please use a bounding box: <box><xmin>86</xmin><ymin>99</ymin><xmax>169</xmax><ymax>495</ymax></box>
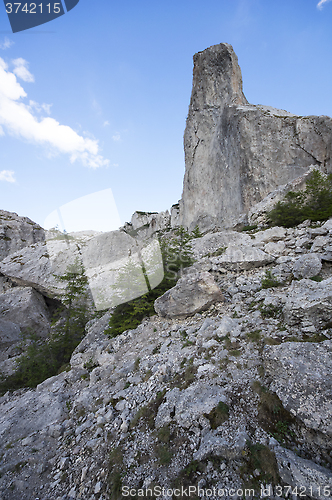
<box><xmin>171</xmin><ymin>359</ymin><xmax>197</xmax><ymax>390</ymax></box>
<box><xmin>240</xmin><ymin>441</ymin><xmax>280</xmax><ymax>490</ymax></box>
<box><xmin>261</xmin><ymin>270</ymin><xmax>283</xmax><ymax>289</ymax></box>
<box><xmin>157</xmin><ymin>425</ymin><xmax>171</xmax><ymax>444</ymax></box>
<box><xmin>254</xmin><ymin>383</ymin><xmax>296</xmax><ymax>445</ymax></box>
<box><xmin>107</xmin><ymin>447</ymin><xmax>124</xmax><ymax>500</ymax></box>
<box><xmin>309</xmin><ymin>275</ymin><xmax>323</xmax><ymax>282</ymax></box>
<box><xmin>229</xmin><ymin>349</ymin><xmax>241</xmax><ymax>357</ymax></box>
<box><xmin>130</xmin><ymin>389</ymin><xmax>166</xmax><ymax>430</ymax></box>
<box><xmin>246</xmin><ymin>330</ymin><xmax>261</xmax><ymax>342</ymax></box>
<box><xmin>156</xmin><ymin>444</ymin><xmax>172</xmax><ymax>465</ymax></box>
<box><xmin>259</xmin><ymin>304</ymin><xmax>283</xmax><ymax>319</ymax></box>
<box><xmin>204</xmin><ymin>401</ymin><xmax>229</xmax><ymax>429</ymax></box>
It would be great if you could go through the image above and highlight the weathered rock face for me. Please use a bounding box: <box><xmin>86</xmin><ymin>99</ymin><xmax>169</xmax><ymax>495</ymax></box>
<box><xmin>0</xmin><ymin>287</ymin><xmax>50</xmax><ymax>341</ymax></box>
<box><xmin>282</xmin><ymin>277</ymin><xmax>332</xmax><ymax>328</ymax></box>
<box><xmin>0</xmin><ymin>287</ymin><xmax>50</xmax><ymax>338</ymax></box>
<box><xmin>0</xmin><ymin>210</ymin><xmax>44</xmax><ymax>261</ymax></box>
<box><xmin>272</xmin><ymin>444</ymin><xmax>332</xmax><ymax>500</ymax></box>
<box><xmin>0</xmin><ymin>241</ymin><xmax>78</xmax><ymax>297</ymax></box>
<box><xmin>154</xmin><ymin>271</ymin><xmax>224</xmax><ymax>318</ymax></box>
<box><xmin>264</xmin><ymin>341</ymin><xmax>332</xmax><ymax>436</ymax></box>
<box><xmin>179</xmin><ymin>43</ymin><xmax>332</xmax><ymax>231</ymax></box>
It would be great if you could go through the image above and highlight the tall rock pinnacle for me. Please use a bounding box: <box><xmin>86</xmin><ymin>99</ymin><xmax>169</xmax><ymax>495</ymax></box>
<box><xmin>179</xmin><ymin>43</ymin><xmax>332</xmax><ymax>231</ymax></box>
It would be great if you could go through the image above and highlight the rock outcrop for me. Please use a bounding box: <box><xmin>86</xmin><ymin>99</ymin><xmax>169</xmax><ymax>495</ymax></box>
<box><xmin>0</xmin><ymin>210</ymin><xmax>44</xmax><ymax>261</ymax></box>
<box><xmin>179</xmin><ymin>43</ymin><xmax>332</xmax><ymax>231</ymax></box>
<box><xmin>0</xmin><ymin>287</ymin><xmax>50</xmax><ymax>338</ymax></box>
<box><xmin>154</xmin><ymin>271</ymin><xmax>224</xmax><ymax>318</ymax></box>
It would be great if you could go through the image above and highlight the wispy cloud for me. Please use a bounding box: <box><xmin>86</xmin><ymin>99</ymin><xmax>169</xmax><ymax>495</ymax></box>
<box><xmin>317</xmin><ymin>0</ymin><xmax>332</xmax><ymax>9</ymax></box>
<box><xmin>0</xmin><ymin>170</ymin><xmax>15</xmax><ymax>183</ymax></box>
<box><xmin>91</xmin><ymin>97</ymin><xmax>102</xmax><ymax>116</ymax></box>
<box><xmin>29</xmin><ymin>100</ymin><xmax>52</xmax><ymax>115</ymax></box>
<box><xmin>0</xmin><ymin>57</ymin><xmax>109</xmax><ymax>169</ymax></box>
<box><xmin>0</xmin><ymin>38</ymin><xmax>14</xmax><ymax>50</ymax></box>
<box><xmin>12</xmin><ymin>58</ymin><xmax>34</xmax><ymax>83</ymax></box>
<box><xmin>103</xmin><ymin>120</ymin><xmax>110</xmax><ymax>127</ymax></box>
<box><xmin>112</xmin><ymin>133</ymin><xmax>121</xmax><ymax>142</ymax></box>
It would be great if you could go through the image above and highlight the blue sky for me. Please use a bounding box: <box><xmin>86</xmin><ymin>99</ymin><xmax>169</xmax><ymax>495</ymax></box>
<box><xmin>0</xmin><ymin>0</ymin><xmax>332</xmax><ymax>232</ymax></box>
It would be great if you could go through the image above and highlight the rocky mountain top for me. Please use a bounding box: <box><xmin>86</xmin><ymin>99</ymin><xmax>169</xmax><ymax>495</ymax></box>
<box><xmin>179</xmin><ymin>43</ymin><xmax>332</xmax><ymax>231</ymax></box>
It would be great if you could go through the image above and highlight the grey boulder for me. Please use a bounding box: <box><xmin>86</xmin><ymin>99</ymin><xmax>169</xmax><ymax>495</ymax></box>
<box><xmin>0</xmin><ymin>287</ymin><xmax>50</xmax><ymax>338</ymax></box>
<box><xmin>0</xmin><ymin>319</ymin><xmax>21</xmax><ymax>344</ymax></box>
<box><xmin>0</xmin><ymin>210</ymin><xmax>44</xmax><ymax>262</ymax></box>
<box><xmin>293</xmin><ymin>253</ymin><xmax>322</xmax><ymax>279</ymax></box>
<box><xmin>264</xmin><ymin>340</ymin><xmax>332</xmax><ymax>436</ymax></box>
<box><xmin>282</xmin><ymin>277</ymin><xmax>332</xmax><ymax>327</ymax></box>
<box><xmin>154</xmin><ymin>271</ymin><xmax>223</xmax><ymax>318</ymax></box>
<box><xmin>210</xmin><ymin>245</ymin><xmax>274</xmax><ymax>271</ymax></box>
<box><xmin>273</xmin><ymin>444</ymin><xmax>332</xmax><ymax>500</ymax></box>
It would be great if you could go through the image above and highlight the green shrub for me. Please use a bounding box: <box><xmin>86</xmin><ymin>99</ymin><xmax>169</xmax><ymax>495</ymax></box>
<box><xmin>241</xmin><ymin>224</ymin><xmax>258</xmax><ymax>232</ymax></box>
<box><xmin>261</xmin><ymin>270</ymin><xmax>283</xmax><ymax>289</ymax></box>
<box><xmin>204</xmin><ymin>401</ymin><xmax>229</xmax><ymax>429</ymax></box>
<box><xmin>107</xmin><ymin>447</ymin><xmax>124</xmax><ymax>499</ymax></box>
<box><xmin>267</xmin><ymin>169</ymin><xmax>332</xmax><ymax>227</ymax></box>
<box><xmin>310</xmin><ymin>275</ymin><xmax>323</xmax><ymax>282</ymax></box>
<box><xmin>259</xmin><ymin>304</ymin><xmax>283</xmax><ymax>319</ymax></box>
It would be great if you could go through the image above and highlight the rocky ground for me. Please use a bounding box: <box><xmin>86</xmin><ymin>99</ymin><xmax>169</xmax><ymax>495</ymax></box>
<box><xmin>0</xmin><ymin>214</ymin><xmax>332</xmax><ymax>500</ymax></box>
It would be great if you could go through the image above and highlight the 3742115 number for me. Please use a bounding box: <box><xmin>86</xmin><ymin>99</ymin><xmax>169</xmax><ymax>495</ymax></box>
<box><xmin>5</xmin><ymin>3</ymin><xmax>62</xmax><ymax>14</ymax></box>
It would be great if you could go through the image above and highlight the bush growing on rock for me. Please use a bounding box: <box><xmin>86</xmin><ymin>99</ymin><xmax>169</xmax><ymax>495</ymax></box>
<box><xmin>267</xmin><ymin>170</ymin><xmax>332</xmax><ymax>227</ymax></box>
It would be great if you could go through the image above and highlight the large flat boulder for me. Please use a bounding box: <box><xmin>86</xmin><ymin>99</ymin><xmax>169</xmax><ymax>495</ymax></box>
<box><xmin>154</xmin><ymin>271</ymin><xmax>223</xmax><ymax>318</ymax></box>
<box><xmin>210</xmin><ymin>245</ymin><xmax>274</xmax><ymax>271</ymax></box>
<box><xmin>190</xmin><ymin>231</ymin><xmax>252</xmax><ymax>259</ymax></box>
<box><xmin>264</xmin><ymin>340</ymin><xmax>332</xmax><ymax>436</ymax></box>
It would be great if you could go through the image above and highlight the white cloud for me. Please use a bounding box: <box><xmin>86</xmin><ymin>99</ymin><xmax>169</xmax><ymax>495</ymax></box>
<box><xmin>0</xmin><ymin>170</ymin><xmax>15</xmax><ymax>183</ymax></box>
<box><xmin>0</xmin><ymin>38</ymin><xmax>14</xmax><ymax>50</ymax></box>
<box><xmin>317</xmin><ymin>0</ymin><xmax>332</xmax><ymax>9</ymax></box>
<box><xmin>103</xmin><ymin>120</ymin><xmax>110</xmax><ymax>127</ymax></box>
<box><xmin>0</xmin><ymin>58</ymin><xmax>109</xmax><ymax>169</ymax></box>
<box><xmin>112</xmin><ymin>133</ymin><xmax>121</xmax><ymax>142</ymax></box>
<box><xmin>12</xmin><ymin>58</ymin><xmax>34</xmax><ymax>82</ymax></box>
